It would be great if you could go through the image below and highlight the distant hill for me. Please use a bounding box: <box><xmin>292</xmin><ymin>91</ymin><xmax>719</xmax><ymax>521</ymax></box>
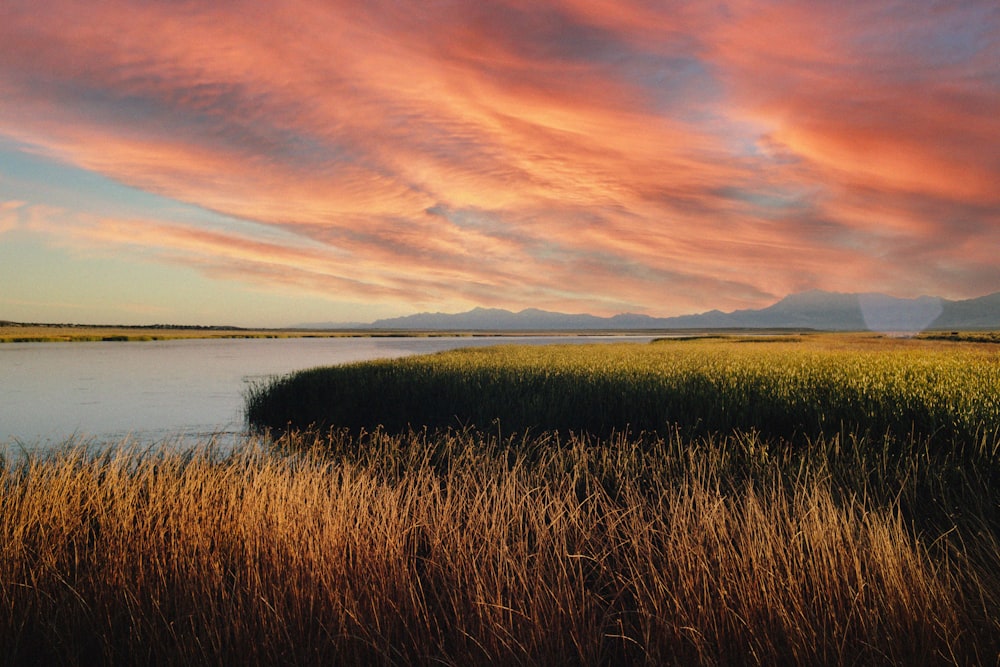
<box><xmin>368</xmin><ymin>307</ymin><xmax>615</xmax><ymax>330</ymax></box>
<box><xmin>303</xmin><ymin>290</ymin><xmax>1000</xmax><ymax>332</ymax></box>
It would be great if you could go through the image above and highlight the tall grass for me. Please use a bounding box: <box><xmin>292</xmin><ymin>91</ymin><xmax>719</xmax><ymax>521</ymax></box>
<box><xmin>246</xmin><ymin>336</ymin><xmax>1000</xmax><ymax>452</ymax></box>
<box><xmin>2</xmin><ymin>429</ymin><xmax>997</xmax><ymax>665</ymax></box>
<box><xmin>5</xmin><ymin>335</ymin><xmax>999</xmax><ymax>664</ymax></box>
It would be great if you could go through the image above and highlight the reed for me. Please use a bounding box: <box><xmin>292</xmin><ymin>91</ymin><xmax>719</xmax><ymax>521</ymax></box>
<box><xmin>246</xmin><ymin>335</ymin><xmax>1000</xmax><ymax>453</ymax></box>
<box><xmin>5</xmin><ymin>334</ymin><xmax>999</xmax><ymax>664</ymax></box>
<box><xmin>1</xmin><ymin>427</ymin><xmax>997</xmax><ymax>665</ymax></box>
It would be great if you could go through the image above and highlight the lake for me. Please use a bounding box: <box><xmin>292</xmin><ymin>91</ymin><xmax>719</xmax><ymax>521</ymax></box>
<box><xmin>1</xmin><ymin>335</ymin><xmax>656</xmax><ymax>451</ymax></box>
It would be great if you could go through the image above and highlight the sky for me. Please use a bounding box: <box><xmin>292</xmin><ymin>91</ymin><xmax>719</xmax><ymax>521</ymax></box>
<box><xmin>1</xmin><ymin>0</ymin><xmax>998</xmax><ymax>327</ymax></box>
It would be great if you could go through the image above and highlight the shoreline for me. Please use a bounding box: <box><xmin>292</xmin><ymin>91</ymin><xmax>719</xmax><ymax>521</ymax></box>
<box><xmin>0</xmin><ymin>325</ymin><xmax>361</xmax><ymax>344</ymax></box>
<box><xmin>0</xmin><ymin>322</ymin><xmax>814</xmax><ymax>344</ymax></box>
<box><xmin>3</xmin><ymin>322</ymin><xmax>997</xmax><ymax>345</ymax></box>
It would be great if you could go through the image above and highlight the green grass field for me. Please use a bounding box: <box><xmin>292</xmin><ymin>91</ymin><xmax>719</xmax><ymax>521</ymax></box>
<box><xmin>3</xmin><ymin>334</ymin><xmax>999</xmax><ymax>664</ymax></box>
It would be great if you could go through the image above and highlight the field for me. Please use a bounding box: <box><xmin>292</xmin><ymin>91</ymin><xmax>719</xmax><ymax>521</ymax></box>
<box><xmin>247</xmin><ymin>333</ymin><xmax>1000</xmax><ymax>447</ymax></box>
<box><xmin>0</xmin><ymin>322</ymin><xmax>656</xmax><ymax>344</ymax></box>
<box><xmin>0</xmin><ymin>323</ymin><xmax>492</xmax><ymax>343</ymax></box>
<box><xmin>2</xmin><ymin>334</ymin><xmax>999</xmax><ymax>664</ymax></box>
<box><xmin>0</xmin><ymin>323</ymin><xmax>327</xmax><ymax>343</ymax></box>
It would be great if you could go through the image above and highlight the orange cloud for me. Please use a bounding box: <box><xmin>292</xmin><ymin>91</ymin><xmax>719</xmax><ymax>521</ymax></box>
<box><xmin>0</xmin><ymin>200</ymin><xmax>27</xmax><ymax>234</ymax></box>
<box><xmin>1</xmin><ymin>0</ymin><xmax>997</xmax><ymax>319</ymax></box>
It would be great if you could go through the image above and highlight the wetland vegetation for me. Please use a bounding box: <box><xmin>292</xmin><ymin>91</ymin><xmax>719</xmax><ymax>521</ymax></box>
<box><xmin>2</xmin><ymin>333</ymin><xmax>998</xmax><ymax>664</ymax></box>
<box><xmin>247</xmin><ymin>334</ymin><xmax>1000</xmax><ymax>448</ymax></box>
<box><xmin>0</xmin><ymin>323</ymin><xmax>315</xmax><ymax>343</ymax></box>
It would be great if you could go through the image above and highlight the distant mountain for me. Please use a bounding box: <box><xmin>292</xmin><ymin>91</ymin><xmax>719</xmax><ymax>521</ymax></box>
<box><xmin>680</xmin><ymin>290</ymin><xmax>999</xmax><ymax>331</ymax></box>
<box><xmin>683</xmin><ymin>290</ymin><xmax>945</xmax><ymax>331</ymax></box>
<box><xmin>369</xmin><ymin>307</ymin><xmax>614</xmax><ymax>330</ymax></box>
<box><xmin>303</xmin><ymin>290</ymin><xmax>1000</xmax><ymax>332</ymax></box>
<box><xmin>928</xmin><ymin>292</ymin><xmax>1000</xmax><ymax>329</ymax></box>
<box><xmin>293</xmin><ymin>320</ymin><xmax>369</xmax><ymax>330</ymax></box>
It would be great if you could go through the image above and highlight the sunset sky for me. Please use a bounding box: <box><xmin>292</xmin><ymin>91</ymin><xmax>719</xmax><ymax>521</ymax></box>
<box><xmin>1</xmin><ymin>1</ymin><xmax>998</xmax><ymax>326</ymax></box>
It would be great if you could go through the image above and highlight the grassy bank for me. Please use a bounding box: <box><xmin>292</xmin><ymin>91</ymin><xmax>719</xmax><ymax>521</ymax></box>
<box><xmin>247</xmin><ymin>334</ymin><xmax>1000</xmax><ymax>449</ymax></box>
<box><xmin>2</xmin><ymin>429</ymin><xmax>997</xmax><ymax>665</ymax></box>
<box><xmin>0</xmin><ymin>324</ymin><xmax>485</xmax><ymax>343</ymax></box>
<box><xmin>0</xmin><ymin>323</ymin><xmax>640</xmax><ymax>343</ymax></box>
<box><xmin>0</xmin><ymin>324</ymin><xmax>320</xmax><ymax>343</ymax></box>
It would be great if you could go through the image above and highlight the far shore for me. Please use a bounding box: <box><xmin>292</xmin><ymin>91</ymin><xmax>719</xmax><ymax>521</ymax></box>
<box><xmin>0</xmin><ymin>323</ymin><xmax>478</xmax><ymax>343</ymax></box>
<box><xmin>0</xmin><ymin>322</ymin><xmax>820</xmax><ymax>344</ymax></box>
<box><xmin>3</xmin><ymin>322</ymin><xmax>995</xmax><ymax>345</ymax></box>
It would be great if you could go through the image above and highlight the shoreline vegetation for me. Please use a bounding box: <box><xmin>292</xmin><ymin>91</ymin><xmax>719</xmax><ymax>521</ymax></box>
<box><xmin>0</xmin><ymin>322</ymin><xmax>474</xmax><ymax>343</ymax></box>
<box><xmin>0</xmin><ymin>323</ymin><xmax>694</xmax><ymax>344</ymax></box>
<box><xmin>247</xmin><ymin>334</ymin><xmax>1000</xmax><ymax>443</ymax></box>
<box><xmin>4</xmin><ymin>321</ymin><xmax>1000</xmax><ymax>344</ymax></box>
<box><xmin>2</xmin><ymin>334</ymin><xmax>999</xmax><ymax>664</ymax></box>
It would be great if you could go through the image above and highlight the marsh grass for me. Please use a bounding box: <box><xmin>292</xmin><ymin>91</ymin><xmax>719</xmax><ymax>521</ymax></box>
<box><xmin>5</xmin><ymin>335</ymin><xmax>999</xmax><ymax>664</ymax></box>
<box><xmin>1</xmin><ymin>427</ymin><xmax>998</xmax><ymax>665</ymax></box>
<box><xmin>246</xmin><ymin>336</ymin><xmax>1000</xmax><ymax>452</ymax></box>
<box><xmin>0</xmin><ymin>325</ymin><xmax>339</xmax><ymax>343</ymax></box>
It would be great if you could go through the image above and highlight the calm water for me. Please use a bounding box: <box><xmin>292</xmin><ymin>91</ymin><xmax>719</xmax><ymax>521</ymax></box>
<box><xmin>1</xmin><ymin>335</ymin><xmax>655</xmax><ymax>450</ymax></box>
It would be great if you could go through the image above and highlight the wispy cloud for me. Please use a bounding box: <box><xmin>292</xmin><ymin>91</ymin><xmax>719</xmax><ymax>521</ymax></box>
<box><xmin>0</xmin><ymin>200</ymin><xmax>26</xmax><ymax>234</ymax></box>
<box><xmin>1</xmin><ymin>0</ymin><xmax>997</xmax><ymax>318</ymax></box>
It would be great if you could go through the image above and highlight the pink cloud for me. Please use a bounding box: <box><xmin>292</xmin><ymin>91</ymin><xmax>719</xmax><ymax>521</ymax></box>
<box><xmin>1</xmin><ymin>0</ymin><xmax>997</xmax><ymax>317</ymax></box>
<box><xmin>0</xmin><ymin>200</ymin><xmax>27</xmax><ymax>234</ymax></box>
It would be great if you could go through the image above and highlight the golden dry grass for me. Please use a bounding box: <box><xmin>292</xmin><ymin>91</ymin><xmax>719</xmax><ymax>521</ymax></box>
<box><xmin>2</xmin><ymin>429</ymin><xmax>996</xmax><ymax>665</ymax></box>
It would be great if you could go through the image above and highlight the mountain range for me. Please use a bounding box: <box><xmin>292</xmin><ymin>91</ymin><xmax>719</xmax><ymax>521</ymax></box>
<box><xmin>301</xmin><ymin>290</ymin><xmax>1000</xmax><ymax>332</ymax></box>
